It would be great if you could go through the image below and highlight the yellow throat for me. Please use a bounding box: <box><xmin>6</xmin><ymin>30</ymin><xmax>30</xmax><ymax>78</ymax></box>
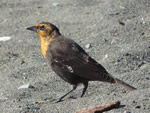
<box><xmin>40</xmin><ymin>36</ymin><xmax>53</xmax><ymax>58</ymax></box>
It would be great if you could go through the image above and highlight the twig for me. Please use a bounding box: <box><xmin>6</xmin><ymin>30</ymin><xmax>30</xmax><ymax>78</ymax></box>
<box><xmin>76</xmin><ymin>100</ymin><xmax>120</xmax><ymax>113</ymax></box>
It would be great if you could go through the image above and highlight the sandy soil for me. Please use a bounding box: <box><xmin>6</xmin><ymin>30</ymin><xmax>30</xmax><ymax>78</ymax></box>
<box><xmin>0</xmin><ymin>0</ymin><xmax>150</xmax><ymax>113</ymax></box>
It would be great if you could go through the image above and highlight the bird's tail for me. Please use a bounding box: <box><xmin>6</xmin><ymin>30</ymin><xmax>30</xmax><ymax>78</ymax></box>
<box><xmin>115</xmin><ymin>78</ymin><xmax>136</xmax><ymax>91</ymax></box>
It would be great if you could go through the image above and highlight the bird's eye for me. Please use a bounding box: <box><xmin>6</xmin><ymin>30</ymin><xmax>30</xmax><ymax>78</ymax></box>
<box><xmin>40</xmin><ymin>25</ymin><xmax>45</xmax><ymax>30</ymax></box>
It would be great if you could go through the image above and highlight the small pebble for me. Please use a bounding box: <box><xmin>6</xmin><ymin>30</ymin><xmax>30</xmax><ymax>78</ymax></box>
<box><xmin>18</xmin><ymin>84</ymin><xmax>35</xmax><ymax>89</ymax></box>
<box><xmin>52</xmin><ymin>2</ymin><xmax>59</xmax><ymax>6</ymax></box>
<box><xmin>132</xmin><ymin>100</ymin><xmax>137</xmax><ymax>103</ymax></box>
<box><xmin>111</xmin><ymin>39</ymin><xmax>117</xmax><ymax>44</ymax></box>
<box><xmin>21</xmin><ymin>60</ymin><xmax>25</xmax><ymax>65</ymax></box>
<box><xmin>23</xmin><ymin>76</ymin><xmax>27</xmax><ymax>79</ymax></box>
<box><xmin>135</xmin><ymin>105</ymin><xmax>141</xmax><ymax>109</ymax></box>
<box><xmin>123</xmin><ymin>111</ymin><xmax>131</xmax><ymax>113</ymax></box>
<box><xmin>122</xmin><ymin>90</ymin><xmax>126</xmax><ymax>93</ymax></box>
<box><xmin>25</xmin><ymin>106</ymin><xmax>40</xmax><ymax>110</ymax></box>
<box><xmin>31</xmin><ymin>106</ymin><xmax>40</xmax><ymax>110</ymax></box>
<box><xmin>85</xmin><ymin>43</ymin><xmax>91</xmax><ymax>49</ymax></box>
<box><xmin>37</xmin><ymin>6</ymin><xmax>43</xmax><ymax>9</ymax></box>
<box><xmin>102</xmin><ymin>54</ymin><xmax>108</xmax><ymax>61</ymax></box>
<box><xmin>141</xmin><ymin>17</ymin><xmax>145</xmax><ymax>24</ymax></box>
<box><xmin>119</xmin><ymin>21</ymin><xmax>125</xmax><ymax>26</ymax></box>
<box><xmin>73</xmin><ymin>4</ymin><xmax>77</xmax><ymax>6</ymax></box>
<box><xmin>35</xmin><ymin>100</ymin><xmax>46</xmax><ymax>104</ymax></box>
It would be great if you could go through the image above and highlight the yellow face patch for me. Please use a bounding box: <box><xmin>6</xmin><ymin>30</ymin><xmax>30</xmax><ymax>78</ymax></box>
<box><xmin>38</xmin><ymin>30</ymin><xmax>46</xmax><ymax>37</ymax></box>
<box><xmin>36</xmin><ymin>24</ymin><xmax>46</xmax><ymax>37</ymax></box>
<box><xmin>35</xmin><ymin>23</ymin><xmax>55</xmax><ymax>58</ymax></box>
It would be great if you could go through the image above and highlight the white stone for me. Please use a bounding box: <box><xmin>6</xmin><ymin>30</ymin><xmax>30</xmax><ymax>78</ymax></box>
<box><xmin>123</xmin><ymin>111</ymin><xmax>131</xmax><ymax>113</ymax></box>
<box><xmin>18</xmin><ymin>84</ymin><xmax>34</xmax><ymax>89</ymax></box>
<box><xmin>85</xmin><ymin>43</ymin><xmax>91</xmax><ymax>49</ymax></box>
<box><xmin>52</xmin><ymin>3</ymin><xmax>59</xmax><ymax>6</ymax></box>
<box><xmin>0</xmin><ymin>36</ymin><xmax>11</xmax><ymax>41</ymax></box>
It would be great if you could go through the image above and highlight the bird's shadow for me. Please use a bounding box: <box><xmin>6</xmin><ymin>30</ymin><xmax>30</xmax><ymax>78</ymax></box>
<box><xmin>68</xmin><ymin>95</ymin><xmax>77</xmax><ymax>99</ymax></box>
<box><xmin>49</xmin><ymin>95</ymin><xmax>77</xmax><ymax>104</ymax></box>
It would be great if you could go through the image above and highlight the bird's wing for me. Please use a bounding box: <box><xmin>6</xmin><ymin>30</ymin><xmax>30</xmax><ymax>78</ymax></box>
<box><xmin>48</xmin><ymin>38</ymin><xmax>115</xmax><ymax>83</ymax></box>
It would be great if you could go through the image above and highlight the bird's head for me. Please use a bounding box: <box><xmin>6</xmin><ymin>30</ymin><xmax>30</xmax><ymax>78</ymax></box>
<box><xmin>27</xmin><ymin>22</ymin><xmax>61</xmax><ymax>58</ymax></box>
<box><xmin>27</xmin><ymin>22</ymin><xmax>60</xmax><ymax>40</ymax></box>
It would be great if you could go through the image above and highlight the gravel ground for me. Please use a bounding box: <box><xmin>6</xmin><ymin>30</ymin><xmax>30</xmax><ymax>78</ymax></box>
<box><xmin>0</xmin><ymin>0</ymin><xmax>150</xmax><ymax>113</ymax></box>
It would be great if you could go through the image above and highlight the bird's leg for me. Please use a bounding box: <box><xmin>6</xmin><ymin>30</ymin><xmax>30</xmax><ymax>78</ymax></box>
<box><xmin>81</xmin><ymin>82</ymin><xmax>88</xmax><ymax>97</ymax></box>
<box><xmin>56</xmin><ymin>85</ymin><xmax>77</xmax><ymax>103</ymax></box>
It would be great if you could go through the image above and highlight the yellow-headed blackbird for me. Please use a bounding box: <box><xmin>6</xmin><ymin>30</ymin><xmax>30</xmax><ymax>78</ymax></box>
<box><xmin>27</xmin><ymin>22</ymin><xmax>136</xmax><ymax>102</ymax></box>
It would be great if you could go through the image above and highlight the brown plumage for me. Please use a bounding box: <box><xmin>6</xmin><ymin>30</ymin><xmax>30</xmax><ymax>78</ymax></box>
<box><xmin>27</xmin><ymin>22</ymin><xmax>136</xmax><ymax>102</ymax></box>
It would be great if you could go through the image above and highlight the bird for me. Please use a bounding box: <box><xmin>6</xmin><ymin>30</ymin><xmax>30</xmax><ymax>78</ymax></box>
<box><xmin>27</xmin><ymin>22</ymin><xmax>136</xmax><ymax>102</ymax></box>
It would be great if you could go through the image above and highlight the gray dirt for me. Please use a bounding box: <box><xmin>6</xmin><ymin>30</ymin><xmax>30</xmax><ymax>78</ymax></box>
<box><xmin>0</xmin><ymin>0</ymin><xmax>150</xmax><ymax>113</ymax></box>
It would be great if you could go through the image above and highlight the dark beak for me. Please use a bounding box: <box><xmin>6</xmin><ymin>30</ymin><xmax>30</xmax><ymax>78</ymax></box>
<box><xmin>26</xmin><ymin>26</ymin><xmax>37</xmax><ymax>32</ymax></box>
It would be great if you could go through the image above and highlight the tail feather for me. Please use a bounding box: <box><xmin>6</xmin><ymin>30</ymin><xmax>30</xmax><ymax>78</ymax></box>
<box><xmin>115</xmin><ymin>78</ymin><xmax>136</xmax><ymax>91</ymax></box>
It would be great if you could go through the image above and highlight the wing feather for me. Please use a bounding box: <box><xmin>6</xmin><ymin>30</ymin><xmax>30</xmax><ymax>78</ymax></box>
<box><xmin>47</xmin><ymin>38</ymin><xmax>115</xmax><ymax>83</ymax></box>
